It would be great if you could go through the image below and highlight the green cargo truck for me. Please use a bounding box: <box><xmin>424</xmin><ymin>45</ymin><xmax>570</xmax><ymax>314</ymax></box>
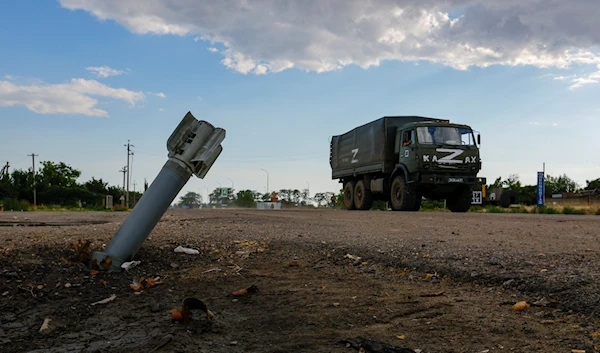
<box><xmin>330</xmin><ymin>116</ymin><xmax>483</xmax><ymax>212</ymax></box>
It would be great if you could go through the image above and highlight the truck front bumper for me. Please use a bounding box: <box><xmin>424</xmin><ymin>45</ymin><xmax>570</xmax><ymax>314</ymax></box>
<box><xmin>418</xmin><ymin>173</ymin><xmax>484</xmax><ymax>185</ymax></box>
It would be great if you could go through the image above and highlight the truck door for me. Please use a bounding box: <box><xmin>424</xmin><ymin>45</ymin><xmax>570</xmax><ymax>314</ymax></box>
<box><xmin>399</xmin><ymin>129</ymin><xmax>415</xmax><ymax>169</ymax></box>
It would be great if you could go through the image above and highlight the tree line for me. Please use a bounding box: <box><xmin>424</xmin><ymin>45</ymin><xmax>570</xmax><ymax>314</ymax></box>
<box><xmin>175</xmin><ymin>188</ymin><xmax>338</xmax><ymax>209</ymax></box>
<box><xmin>0</xmin><ymin>161</ymin><xmax>142</xmax><ymax>210</ymax></box>
<box><xmin>2</xmin><ymin>160</ymin><xmax>598</xmax><ymax>210</ymax></box>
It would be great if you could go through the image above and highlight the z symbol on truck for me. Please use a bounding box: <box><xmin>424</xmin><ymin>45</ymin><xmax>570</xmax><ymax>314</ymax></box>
<box><xmin>351</xmin><ymin>148</ymin><xmax>359</xmax><ymax>163</ymax></box>
<box><xmin>423</xmin><ymin>149</ymin><xmax>476</xmax><ymax>164</ymax></box>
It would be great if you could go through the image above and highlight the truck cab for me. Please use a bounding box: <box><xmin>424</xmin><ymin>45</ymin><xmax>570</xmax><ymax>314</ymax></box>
<box><xmin>394</xmin><ymin>121</ymin><xmax>481</xmax><ymax>205</ymax></box>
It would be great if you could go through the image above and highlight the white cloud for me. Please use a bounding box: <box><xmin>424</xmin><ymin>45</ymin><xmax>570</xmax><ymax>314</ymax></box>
<box><xmin>146</xmin><ymin>91</ymin><xmax>166</xmax><ymax>98</ymax></box>
<box><xmin>4</xmin><ymin>75</ymin><xmax>16</xmax><ymax>80</ymax></box>
<box><xmin>0</xmin><ymin>78</ymin><xmax>144</xmax><ymax>117</ymax></box>
<box><xmin>194</xmin><ymin>36</ymin><xmax>201</xmax><ymax>42</ymax></box>
<box><xmin>60</xmin><ymin>0</ymin><xmax>600</xmax><ymax>80</ymax></box>
<box><xmin>569</xmin><ymin>65</ymin><xmax>600</xmax><ymax>90</ymax></box>
<box><xmin>158</xmin><ymin>108</ymin><xmax>164</xmax><ymax>111</ymax></box>
<box><xmin>86</xmin><ymin>65</ymin><xmax>125</xmax><ymax>78</ymax></box>
<box><xmin>207</xmin><ymin>47</ymin><xmax>218</xmax><ymax>53</ymax></box>
<box><xmin>197</xmin><ymin>96</ymin><xmax>203</xmax><ymax>101</ymax></box>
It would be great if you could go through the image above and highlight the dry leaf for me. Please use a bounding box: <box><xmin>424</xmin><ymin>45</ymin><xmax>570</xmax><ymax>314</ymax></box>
<box><xmin>90</xmin><ymin>270</ymin><xmax>99</xmax><ymax>276</ymax></box>
<box><xmin>591</xmin><ymin>331</ymin><xmax>600</xmax><ymax>338</ymax></box>
<box><xmin>171</xmin><ymin>297</ymin><xmax>213</xmax><ymax>324</ymax></box>
<box><xmin>39</xmin><ymin>317</ymin><xmax>51</xmax><ymax>333</ymax></box>
<box><xmin>396</xmin><ymin>335</ymin><xmax>406</xmax><ymax>340</ymax></box>
<box><xmin>130</xmin><ymin>276</ymin><xmax>163</xmax><ymax>291</ymax></box>
<box><xmin>513</xmin><ymin>301</ymin><xmax>530</xmax><ymax>311</ymax></box>
<box><xmin>232</xmin><ymin>284</ymin><xmax>259</xmax><ymax>296</ymax></box>
<box><xmin>70</xmin><ymin>240</ymin><xmax>91</xmax><ymax>263</ymax></box>
<box><xmin>100</xmin><ymin>256</ymin><xmax>112</xmax><ymax>271</ymax></box>
<box><xmin>91</xmin><ymin>294</ymin><xmax>116</xmax><ymax>305</ymax></box>
<box><xmin>571</xmin><ymin>350</ymin><xmax>586</xmax><ymax>353</ymax></box>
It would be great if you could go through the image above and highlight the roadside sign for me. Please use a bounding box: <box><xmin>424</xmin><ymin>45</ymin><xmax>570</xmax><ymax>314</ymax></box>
<box><xmin>472</xmin><ymin>191</ymin><xmax>482</xmax><ymax>205</ymax></box>
<box><xmin>220</xmin><ymin>188</ymin><xmax>228</xmax><ymax>197</ymax></box>
<box><xmin>537</xmin><ymin>172</ymin><xmax>544</xmax><ymax>206</ymax></box>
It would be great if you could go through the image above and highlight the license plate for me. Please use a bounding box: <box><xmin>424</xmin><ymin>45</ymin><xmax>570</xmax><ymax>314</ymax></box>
<box><xmin>448</xmin><ymin>177</ymin><xmax>464</xmax><ymax>183</ymax></box>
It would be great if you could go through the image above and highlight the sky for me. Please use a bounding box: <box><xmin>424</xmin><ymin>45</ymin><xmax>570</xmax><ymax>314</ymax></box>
<box><xmin>1</xmin><ymin>0</ymin><xmax>600</xmax><ymax>203</ymax></box>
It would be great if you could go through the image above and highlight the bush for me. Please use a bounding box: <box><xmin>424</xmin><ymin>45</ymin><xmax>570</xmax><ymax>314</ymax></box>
<box><xmin>562</xmin><ymin>206</ymin><xmax>585</xmax><ymax>215</ymax></box>
<box><xmin>508</xmin><ymin>206</ymin><xmax>529</xmax><ymax>214</ymax></box>
<box><xmin>485</xmin><ymin>205</ymin><xmax>505</xmax><ymax>213</ymax></box>
<box><xmin>535</xmin><ymin>205</ymin><xmax>558</xmax><ymax>214</ymax></box>
<box><xmin>421</xmin><ymin>199</ymin><xmax>445</xmax><ymax>210</ymax></box>
<box><xmin>1</xmin><ymin>198</ymin><xmax>30</xmax><ymax>211</ymax></box>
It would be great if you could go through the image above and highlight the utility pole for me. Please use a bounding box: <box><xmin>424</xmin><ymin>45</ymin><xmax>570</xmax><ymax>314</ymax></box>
<box><xmin>132</xmin><ymin>181</ymin><xmax>137</xmax><ymax>206</ymax></box>
<box><xmin>261</xmin><ymin>168</ymin><xmax>269</xmax><ymax>196</ymax></box>
<box><xmin>125</xmin><ymin>140</ymin><xmax>134</xmax><ymax>208</ymax></box>
<box><xmin>120</xmin><ymin>166</ymin><xmax>127</xmax><ymax>197</ymax></box>
<box><xmin>27</xmin><ymin>153</ymin><xmax>38</xmax><ymax>208</ymax></box>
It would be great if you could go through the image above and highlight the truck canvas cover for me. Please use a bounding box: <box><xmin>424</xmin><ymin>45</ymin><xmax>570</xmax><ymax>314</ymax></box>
<box><xmin>330</xmin><ymin>116</ymin><xmax>439</xmax><ymax>178</ymax></box>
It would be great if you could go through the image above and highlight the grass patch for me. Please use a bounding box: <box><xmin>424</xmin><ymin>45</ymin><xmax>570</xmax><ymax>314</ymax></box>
<box><xmin>485</xmin><ymin>205</ymin><xmax>506</xmax><ymax>213</ymax></box>
<box><xmin>562</xmin><ymin>206</ymin><xmax>586</xmax><ymax>215</ymax></box>
<box><xmin>1</xmin><ymin>198</ymin><xmax>31</xmax><ymax>211</ymax></box>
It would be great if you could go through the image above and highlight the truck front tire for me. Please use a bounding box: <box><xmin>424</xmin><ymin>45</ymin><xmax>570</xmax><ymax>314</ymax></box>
<box><xmin>390</xmin><ymin>176</ymin><xmax>416</xmax><ymax>211</ymax></box>
<box><xmin>343</xmin><ymin>180</ymin><xmax>356</xmax><ymax>210</ymax></box>
<box><xmin>447</xmin><ymin>186</ymin><xmax>472</xmax><ymax>213</ymax></box>
<box><xmin>354</xmin><ymin>180</ymin><xmax>373</xmax><ymax>210</ymax></box>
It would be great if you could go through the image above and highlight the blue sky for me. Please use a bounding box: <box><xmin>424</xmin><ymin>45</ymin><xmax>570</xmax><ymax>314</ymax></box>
<box><xmin>1</xmin><ymin>0</ymin><xmax>600</xmax><ymax>203</ymax></box>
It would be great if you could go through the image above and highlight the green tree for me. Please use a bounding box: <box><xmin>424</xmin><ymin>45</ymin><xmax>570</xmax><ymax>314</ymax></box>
<box><xmin>177</xmin><ymin>191</ymin><xmax>203</xmax><ymax>208</ymax></box>
<box><xmin>545</xmin><ymin>174</ymin><xmax>580</xmax><ymax>195</ymax></box>
<box><xmin>235</xmin><ymin>190</ymin><xmax>257</xmax><ymax>208</ymax></box>
<box><xmin>209</xmin><ymin>187</ymin><xmax>235</xmax><ymax>205</ymax></box>
<box><xmin>585</xmin><ymin>178</ymin><xmax>600</xmax><ymax>190</ymax></box>
<box><xmin>84</xmin><ymin>177</ymin><xmax>108</xmax><ymax>194</ymax></box>
<box><xmin>36</xmin><ymin>161</ymin><xmax>86</xmax><ymax>206</ymax></box>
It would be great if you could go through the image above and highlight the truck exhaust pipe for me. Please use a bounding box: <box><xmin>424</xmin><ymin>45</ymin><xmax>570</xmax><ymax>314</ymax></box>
<box><xmin>91</xmin><ymin>112</ymin><xmax>225</xmax><ymax>270</ymax></box>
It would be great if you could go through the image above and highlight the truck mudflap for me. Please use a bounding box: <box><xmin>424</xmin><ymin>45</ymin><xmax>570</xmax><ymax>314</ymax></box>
<box><xmin>419</xmin><ymin>173</ymin><xmax>478</xmax><ymax>185</ymax></box>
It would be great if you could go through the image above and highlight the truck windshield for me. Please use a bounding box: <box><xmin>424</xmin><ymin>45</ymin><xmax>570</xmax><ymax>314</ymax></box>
<box><xmin>416</xmin><ymin>126</ymin><xmax>475</xmax><ymax>146</ymax></box>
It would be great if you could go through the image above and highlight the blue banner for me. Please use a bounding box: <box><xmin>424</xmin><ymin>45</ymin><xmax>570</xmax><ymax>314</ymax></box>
<box><xmin>537</xmin><ymin>172</ymin><xmax>544</xmax><ymax>206</ymax></box>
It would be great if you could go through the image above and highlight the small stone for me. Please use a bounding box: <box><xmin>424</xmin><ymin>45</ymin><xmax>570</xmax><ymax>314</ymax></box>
<box><xmin>502</xmin><ymin>279</ymin><xmax>514</xmax><ymax>286</ymax></box>
<box><xmin>2</xmin><ymin>291</ymin><xmax>8</xmax><ymax>296</ymax></box>
<box><xmin>470</xmin><ymin>271</ymin><xmax>478</xmax><ymax>278</ymax></box>
<box><xmin>170</xmin><ymin>263</ymin><xmax>179</xmax><ymax>269</ymax></box>
<box><xmin>333</xmin><ymin>302</ymin><xmax>340</xmax><ymax>307</ymax></box>
<box><xmin>64</xmin><ymin>283</ymin><xmax>72</xmax><ymax>288</ymax></box>
<box><xmin>230</xmin><ymin>341</ymin><xmax>238</xmax><ymax>346</ymax></box>
<box><xmin>232</xmin><ymin>299</ymin><xmax>239</xmax><ymax>303</ymax></box>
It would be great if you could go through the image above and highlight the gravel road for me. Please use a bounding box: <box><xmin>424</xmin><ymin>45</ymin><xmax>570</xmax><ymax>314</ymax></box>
<box><xmin>1</xmin><ymin>209</ymin><xmax>599</xmax><ymax>352</ymax></box>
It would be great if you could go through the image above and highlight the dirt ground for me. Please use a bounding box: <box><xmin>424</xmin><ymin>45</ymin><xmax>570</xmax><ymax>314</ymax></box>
<box><xmin>1</xmin><ymin>209</ymin><xmax>600</xmax><ymax>353</ymax></box>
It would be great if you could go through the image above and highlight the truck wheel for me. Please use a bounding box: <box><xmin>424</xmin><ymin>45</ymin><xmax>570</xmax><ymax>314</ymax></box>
<box><xmin>390</xmin><ymin>176</ymin><xmax>416</xmax><ymax>211</ymax></box>
<box><xmin>500</xmin><ymin>190</ymin><xmax>518</xmax><ymax>208</ymax></box>
<box><xmin>447</xmin><ymin>186</ymin><xmax>472</xmax><ymax>212</ymax></box>
<box><xmin>354</xmin><ymin>180</ymin><xmax>373</xmax><ymax>210</ymax></box>
<box><xmin>343</xmin><ymin>180</ymin><xmax>356</xmax><ymax>210</ymax></box>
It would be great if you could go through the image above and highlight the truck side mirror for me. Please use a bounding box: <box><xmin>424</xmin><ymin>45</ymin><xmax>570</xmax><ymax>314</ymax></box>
<box><xmin>477</xmin><ymin>134</ymin><xmax>481</xmax><ymax>145</ymax></box>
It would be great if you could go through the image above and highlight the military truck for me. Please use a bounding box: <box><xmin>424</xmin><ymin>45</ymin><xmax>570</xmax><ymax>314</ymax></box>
<box><xmin>329</xmin><ymin>116</ymin><xmax>483</xmax><ymax>212</ymax></box>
